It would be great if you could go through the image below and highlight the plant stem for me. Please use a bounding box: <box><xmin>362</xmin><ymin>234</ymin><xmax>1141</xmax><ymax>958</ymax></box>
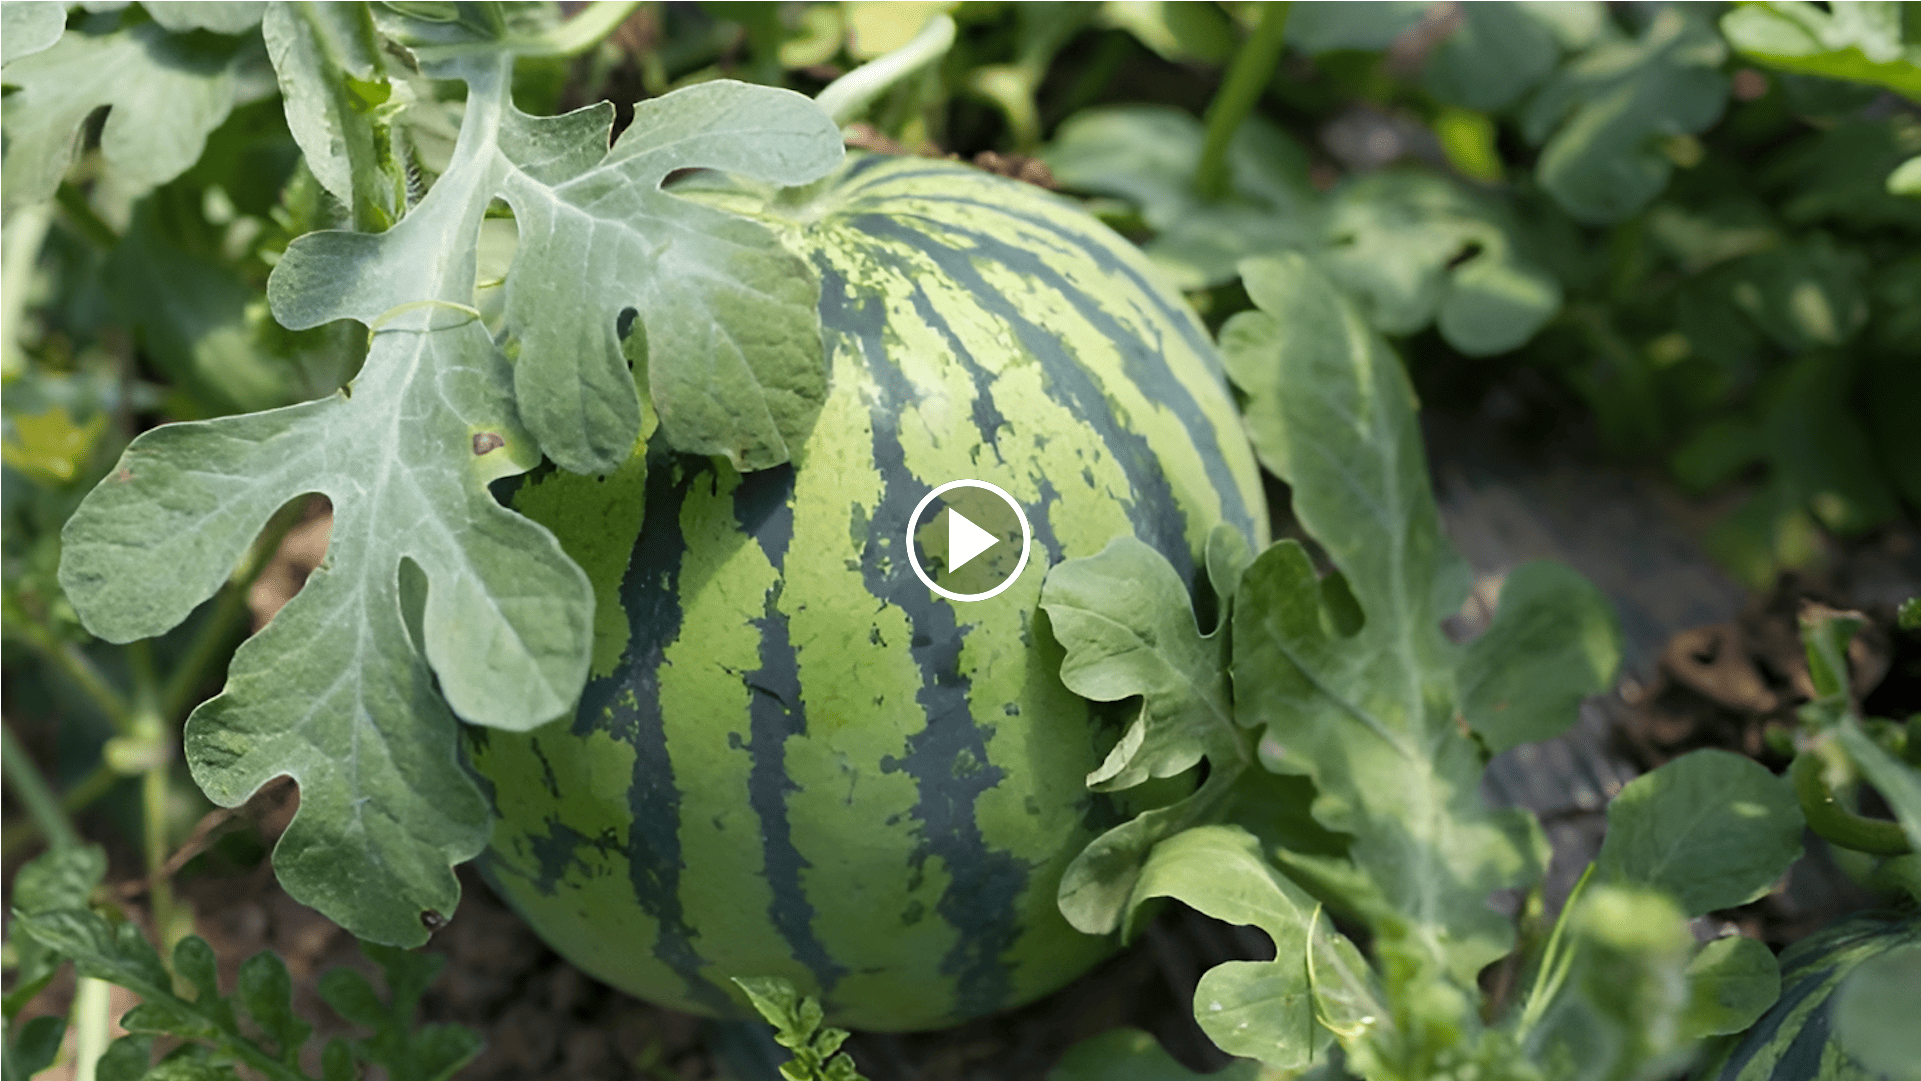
<box><xmin>10</xmin><ymin>623</ymin><xmax>136</xmax><ymax>734</ymax></box>
<box><xmin>72</xmin><ymin>976</ymin><xmax>111</xmax><ymax>1081</ymax></box>
<box><xmin>1514</xmin><ymin>861</ymin><xmax>1595</xmax><ymax>1039</ymax></box>
<box><xmin>2</xmin><ymin>720</ymin><xmax>82</xmax><ymax>850</ymax></box>
<box><xmin>1193</xmin><ymin>2</ymin><xmax>1292</xmax><ymax>202</ymax></box>
<box><xmin>161</xmin><ymin>504</ymin><xmax>306</xmax><ymax>720</ymax></box>
<box><xmin>0</xmin><ymin>760</ymin><xmax>120</xmax><ymax>852</ymax></box>
<box><xmin>1791</xmin><ymin>752</ymin><xmax>1912</xmax><ymax>856</ymax></box>
<box><xmin>522</xmin><ymin>0</ymin><xmax>642</xmax><ymax>58</ymax></box>
<box><xmin>816</xmin><ymin>14</ymin><xmax>957</xmax><ymax>127</ymax></box>
<box><xmin>128</xmin><ymin>641</ymin><xmax>182</xmax><ymax>957</ymax></box>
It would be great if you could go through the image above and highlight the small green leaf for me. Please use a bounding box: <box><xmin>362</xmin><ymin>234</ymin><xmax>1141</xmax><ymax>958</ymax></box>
<box><xmin>261</xmin><ymin>0</ymin><xmax>399</xmax><ymax>231</ymax></box>
<box><xmin>731</xmin><ymin>976</ymin><xmax>867</xmax><ymax>1081</ymax></box>
<box><xmin>1049</xmin><ymin>1028</ymin><xmax>1265</xmax><ymax>1081</ymax></box>
<box><xmin>1522</xmin><ymin>8</ymin><xmax>1729</xmax><ymax>223</ymax></box>
<box><xmin>1043</xmin><ymin>105</ymin><xmax>1318</xmax><ymax>290</ymax></box>
<box><xmin>3</xmin><ymin>844</ymin><xmax>106</xmax><ymax>1013</ymax></box>
<box><xmin>96</xmin><ymin>1034</ymin><xmax>157</xmax><ymax>1081</ymax></box>
<box><xmin>0</xmin><ymin>17</ymin><xmax>255</xmax><ymax>213</ymax></box>
<box><xmin>1595</xmin><ymin>749</ymin><xmax>1805</xmax><ymax>915</ymax></box>
<box><xmin>1316</xmin><ymin>170</ymin><xmax>1562</xmax><ymax>355</ymax></box>
<box><xmin>1285</xmin><ymin>1</ymin><xmax>1431</xmax><ymax>53</ymax></box>
<box><xmin>1722</xmin><ymin>1</ymin><xmax>1921</xmax><ymax>98</ymax></box>
<box><xmin>1831</xmin><ymin>944</ymin><xmax>1921</xmax><ymax>1079</ymax></box>
<box><xmin>1124</xmin><ymin>825</ymin><xmax>1340</xmax><ymax>1069</ymax></box>
<box><xmin>1422</xmin><ymin>2</ymin><xmax>1562</xmax><ymax>111</ymax></box>
<box><xmin>1043</xmin><ymin>536</ymin><xmax>1232</xmax><ymax>792</ymax></box>
<box><xmin>0</xmin><ymin>1</ymin><xmax>64</xmax><ymax>65</ymax></box>
<box><xmin>1682</xmin><ymin>935</ymin><xmax>1780</xmax><ymax>1039</ymax></box>
<box><xmin>1100</xmin><ymin>1</ymin><xmax>1236</xmax><ymax>64</ymax></box>
<box><xmin>496</xmin><ymin>80</ymin><xmax>843</xmax><ymax>473</ymax></box>
<box><xmin>4</xmin><ymin>1015</ymin><xmax>67</xmax><ymax>1078</ymax></box>
<box><xmin>236</xmin><ymin>951</ymin><xmax>311</xmax><ymax>1061</ymax></box>
<box><xmin>1459</xmin><ymin>561</ymin><xmax>1621</xmax><ymax>756</ymax></box>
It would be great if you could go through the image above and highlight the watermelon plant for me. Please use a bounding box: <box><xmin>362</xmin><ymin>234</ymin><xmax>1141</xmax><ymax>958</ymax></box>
<box><xmin>4</xmin><ymin>1</ymin><xmax>1918</xmax><ymax>1079</ymax></box>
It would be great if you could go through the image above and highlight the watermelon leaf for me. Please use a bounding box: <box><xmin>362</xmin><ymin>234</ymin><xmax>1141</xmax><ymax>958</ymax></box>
<box><xmin>1220</xmin><ymin>251</ymin><xmax>1540</xmax><ymax>986</ymax></box>
<box><xmin>1593</xmin><ymin>749</ymin><xmax>1805</xmax><ymax>915</ymax></box>
<box><xmin>1120</xmin><ymin>825</ymin><xmax>1339</xmax><ymax>1068</ymax></box>
<box><xmin>1681</xmin><ymin>935</ymin><xmax>1781</xmax><ymax>1040</ymax></box>
<box><xmin>1041</xmin><ymin>534</ymin><xmax>1251</xmax><ymax>934</ymax></box>
<box><xmin>1315</xmin><ymin>171</ymin><xmax>1563</xmax><ymax>356</ymax></box>
<box><xmin>1520</xmin><ymin>7</ymin><xmax>1729</xmax><ymax>224</ymax></box>
<box><xmin>732</xmin><ymin>976</ymin><xmax>869</xmax><ymax>1081</ymax></box>
<box><xmin>1457</xmin><ymin>561</ymin><xmax>1621</xmax><ymax>756</ymax></box>
<box><xmin>1721</xmin><ymin>0</ymin><xmax>1921</xmax><ymax>98</ymax></box>
<box><xmin>0</xmin><ymin>1</ymin><xmax>64</xmax><ymax>66</ymax></box>
<box><xmin>0</xmin><ymin>12</ymin><xmax>262</xmax><ymax>215</ymax></box>
<box><xmin>57</xmin><ymin>10</ymin><xmax>843</xmax><ymax>945</ymax></box>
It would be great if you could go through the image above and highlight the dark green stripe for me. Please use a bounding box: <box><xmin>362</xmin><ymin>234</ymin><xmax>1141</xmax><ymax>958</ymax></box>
<box><xmin>733</xmin><ymin>466</ymin><xmax>850</xmax><ymax>997</ymax></box>
<box><xmin>581</xmin><ymin>447</ymin><xmax>732</xmax><ymax>1014</ymax></box>
<box><xmin>818</xmin><ymin>256</ymin><xmax>1028</xmax><ymax>1018</ymax></box>
<box><xmin>846</xmin><ymin>212</ymin><xmax>1198</xmax><ymax>587</ymax></box>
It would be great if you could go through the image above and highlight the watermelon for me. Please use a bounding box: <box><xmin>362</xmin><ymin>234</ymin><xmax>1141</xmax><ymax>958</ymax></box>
<box><xmin>1698</xmin><ymin>913</ymin><xmax>1921</xmax><ymax>1081</ymax></box>
<box><xmin>466</xmin><ymin>154</ymin><xmax>1268</xmax><ymax>1032</ymax></box>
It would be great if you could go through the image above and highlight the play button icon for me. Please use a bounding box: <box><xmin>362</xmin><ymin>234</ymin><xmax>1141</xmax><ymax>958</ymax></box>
<box><xmin>947</xmin><ymin>508</ymin><xmax>999</xmax><ymax>572</ymax></box>
<box><xmin>906</xmin><ymin>479</ymin><xmax>1033</xmax><ymax>602</ymax></box>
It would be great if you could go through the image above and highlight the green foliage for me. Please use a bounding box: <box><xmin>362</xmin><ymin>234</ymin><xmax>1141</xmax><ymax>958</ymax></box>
<box><xmin>42</xmin><ymin>1</ymin><xmax>842</xmax><ymax>946</ymax></box>
<box><xmin>8</xmin><ymin>902</ymin><xmax>477</xmax><ymax>1081</ymax></box>
<box><xmin>732</xmin><ymin>976</ymin><xmax>868</xmax><ymax>1081</ymax></box>
<box><xmin>1722</xmin><ymin>1</ymin><xmax>1921</xmax><ymax>97</ymax></box>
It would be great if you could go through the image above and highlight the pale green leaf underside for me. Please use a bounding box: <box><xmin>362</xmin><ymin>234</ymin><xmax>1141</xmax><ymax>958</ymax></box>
<box><xmin>261</xmin><ymin>1</ymin><xmax>394</xmax><ymax>228</ymax></box>
<box><xmin>0</xmin><ymin>1</ymin><xmax>64</xmax><ymax>65</ymax></box>
<box><xmin>1221</xmin><ymin>252</ymin><xmax>1536</xmax><ymax>985</ymax></box>
<box><xmin>1522</xmin><ymin>7</ymin><xmax>1730</xmax><ymax>223</ymax></box>
<box><xmin>1595</xmin><ymin>749</ymin><xmax>1806</xmax><ymax>916</ymax></box>
<box><xmin>145</xmin><ymin>2</ymin><xmax>267</xmax><ymax>35</ymax></box>
<box><xmin>62</xmin><ymin>67</ymin><xmax>593</xmax><ymax>945</ymax></box>
<box><xmin>1</xmin><ymin>19</ymin><xmax>251</xmax><ymax>213</ymax></box>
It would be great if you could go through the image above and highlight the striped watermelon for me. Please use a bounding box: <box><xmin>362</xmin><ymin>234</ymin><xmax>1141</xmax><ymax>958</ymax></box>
<box><xmin>1698</xmin><ymin>913</ymin><xmax>1921</xmax><ymax>1081</ymax></box>
<box><xmin>465</xmin><ymin>154</ymin><xmax>1267</xmax><ymax>1031</ymax></box>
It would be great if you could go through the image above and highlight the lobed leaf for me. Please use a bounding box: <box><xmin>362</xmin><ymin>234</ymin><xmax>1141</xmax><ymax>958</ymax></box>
<box><xmin>1041</xmin><ymin>534</ymin><xmax>1251</xmax><ymax>934</ymax></box>
<box><xmin>1316</xmin><ymin>170</ymin><xmax>1563</xmax><ymax>356</ymax></box>
<box><xmin>1522</xmin><ymin>8</ymin><xmax>1729</xmax><ymax>224</ymax></box>
<box><xmin>1220</xmin><ymin>252</ymin><xmax>1542</xmax><ymax>985</ymax></box>
<box><xmin>1421</xmin><ymin>2</ymin><xmax>1564</xmax><ymax>111</ymax></box>
<box><xmin>261</xmin><ymin>0</ymin><xmax>397</xmax><ymax>231</ymax></box>
<box><xmin>1047</xmin><ymin>1027</ymin><xmax>1265</xmax><ymax>1081</ymax></box>
<box><xmin>1595</xmin><ymin>749</ymin><xmax>1805</xmax><ymax>916</ymax></box>
<box><xmin>1123</xmin><ymin>826</ymin><xmax>1340</xmax><ymax>1069</ymax></box>
<box><xmin>0</xmin><ymin>15</ymin><xmax>256</xmax><ymax>214</ymax></box>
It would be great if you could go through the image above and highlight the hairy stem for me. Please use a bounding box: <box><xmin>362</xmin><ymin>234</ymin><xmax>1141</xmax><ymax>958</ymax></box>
<box><xmin>1194</xmin><ymin>2</ymin><xmax>1292</xmax><ymax>202</ymax></box>
<box><xmin>129</xmin><ymin>641</ymin><xmax>182</xmax><ymax>956</ymax></box>
<box><xmin>72</xmin><ymin>977</ymin><xmax>111</xmax><ymax>1081</ymax></box>
<box><xmin>2</xmin><ymin>720</ymin><xmax>81</xmax><ymax>850</ymax></box>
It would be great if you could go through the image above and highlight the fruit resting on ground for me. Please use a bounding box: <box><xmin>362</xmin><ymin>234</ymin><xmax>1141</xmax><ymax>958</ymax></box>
<box><xmin>468</xmin><ymin>154</ymin><xmax>1268</xmax><ymax>1031</ymax></box>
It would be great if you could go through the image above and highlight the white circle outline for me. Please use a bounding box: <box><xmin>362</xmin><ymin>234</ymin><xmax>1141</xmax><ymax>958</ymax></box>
<box><xmin>905</xmin><ymin>480</ymin><xmax>1033</xmax><ymax>602</ymax></box>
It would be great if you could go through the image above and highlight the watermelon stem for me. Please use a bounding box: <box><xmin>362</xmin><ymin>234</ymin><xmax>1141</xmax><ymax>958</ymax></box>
<box><xmin>1193</xmin><ymin>1</ymin><xmax>1293</xmax><ymax>203</ymax></box>
<box><xmin>1791</xmin><ymin>751</ymin><xmax>1914</xmax><ymax>857</ymax></box>
<box><xmin>816</xmin><ymin>14</ymin><xmax>958</xmax><ymax>127</ymax></box>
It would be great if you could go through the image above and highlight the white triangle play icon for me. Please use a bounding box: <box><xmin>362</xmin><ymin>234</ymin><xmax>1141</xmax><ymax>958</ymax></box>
<box><xmin>946</xmin><ymin>508</ymin><xmax>998</xmax><ymax>572</ymax></box>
